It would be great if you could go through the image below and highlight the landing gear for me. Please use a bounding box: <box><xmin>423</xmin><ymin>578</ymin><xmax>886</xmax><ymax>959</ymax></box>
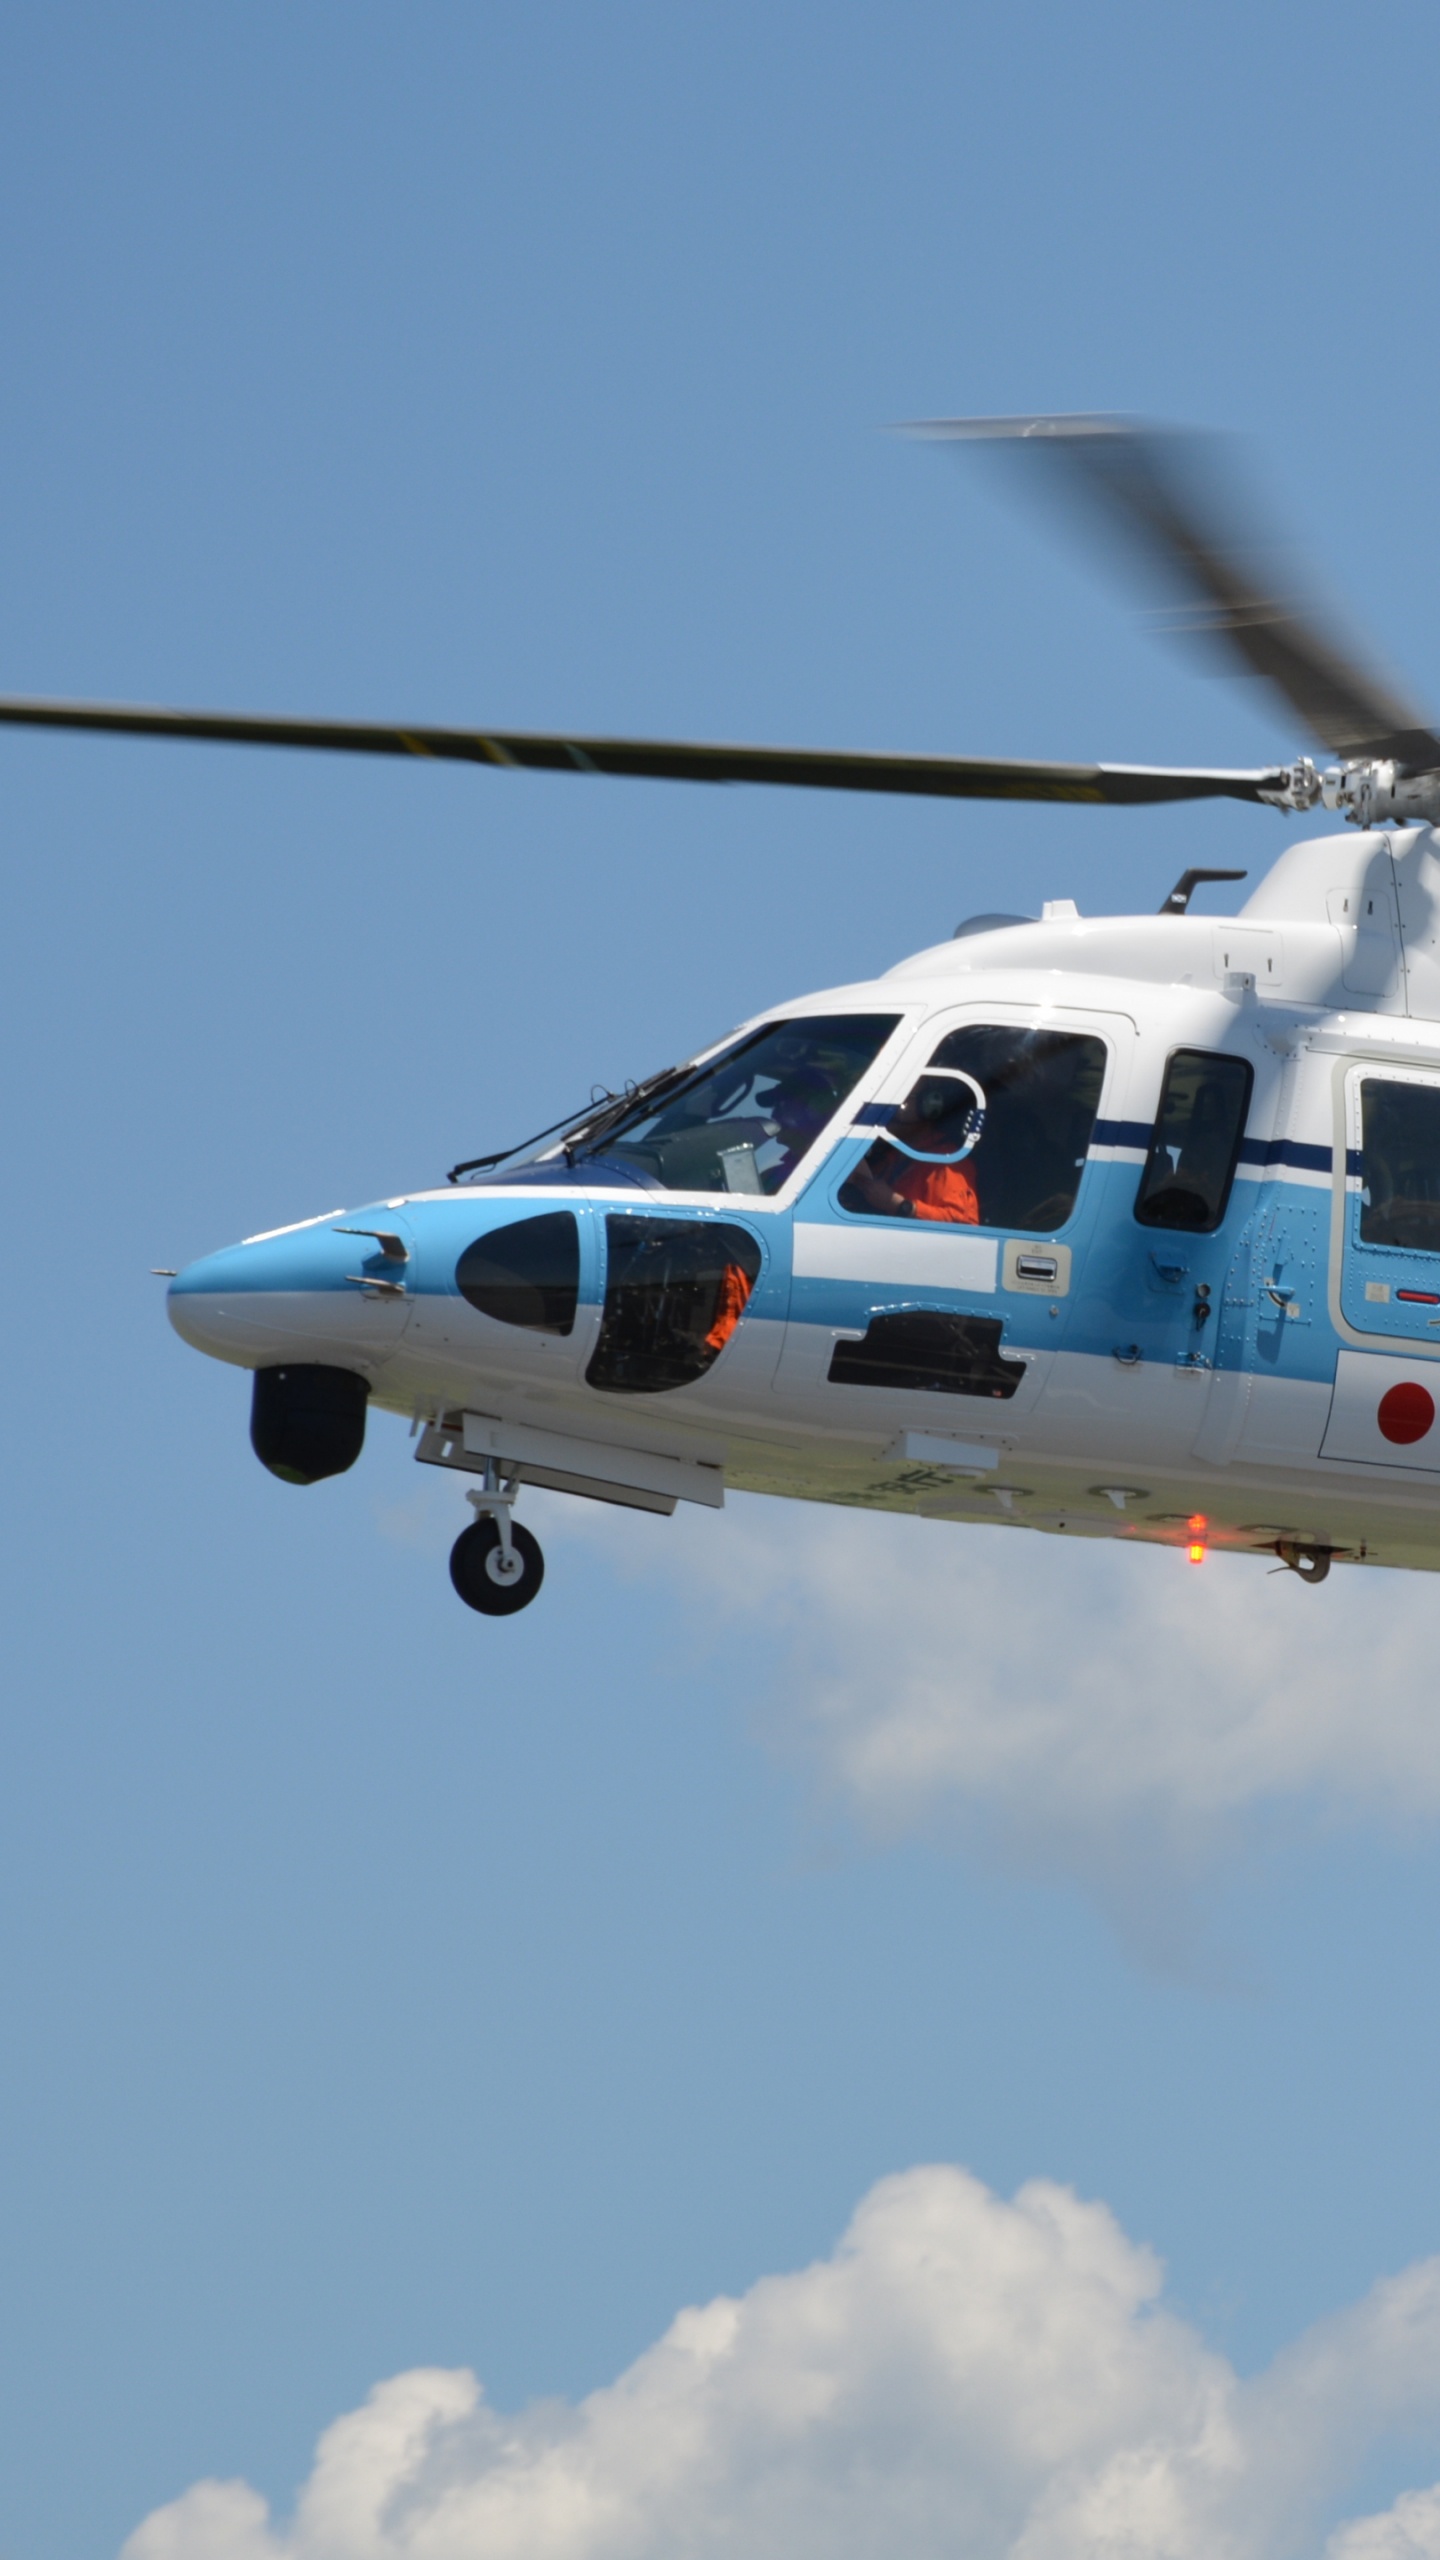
<box><xmin>450</xmin><ymin>1517</ymin><xmax>545</xmax><ymax>1613</ymax></box>
<box><xmin>449</xmin><ymin>1467</ymin><xmax>545</xmax><ymax>1615</ymax></box>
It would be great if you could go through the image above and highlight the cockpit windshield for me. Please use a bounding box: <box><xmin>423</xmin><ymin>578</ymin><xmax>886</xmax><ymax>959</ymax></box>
<box><xmin>555</xmin><ymin>1014</ymin><xmax>900</xmax><ymax>1195</ymax></box>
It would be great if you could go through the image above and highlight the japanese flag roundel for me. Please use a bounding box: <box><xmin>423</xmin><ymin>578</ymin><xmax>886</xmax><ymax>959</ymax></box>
<box><xmin>1322</xmin><ymin>1351</ymin><xmax>1440</xmax><ymax>1471</ymax></box>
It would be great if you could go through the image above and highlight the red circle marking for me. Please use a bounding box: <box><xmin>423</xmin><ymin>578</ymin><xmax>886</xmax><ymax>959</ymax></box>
<box><xmin>1378</xmin><ymin>1381</ymin><xmax>1436</xmax><ymax>1445</ymax></box>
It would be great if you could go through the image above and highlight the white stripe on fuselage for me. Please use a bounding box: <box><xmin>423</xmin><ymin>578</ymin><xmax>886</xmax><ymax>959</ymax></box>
<box><xmin>792</xmin><ymin>1222</ymin><xmax>998</xmax><ymax>1291</ymax></box>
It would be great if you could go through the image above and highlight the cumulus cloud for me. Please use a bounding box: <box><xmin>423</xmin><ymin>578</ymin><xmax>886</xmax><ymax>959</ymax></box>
<box><xmin>540</xmin><ymin>1493</ymin><xmax>1440</xmax><ymax>1890</ymax></box>
<box><xmin>1332</xmin><ymin>2488</ymin><xmax>1440</xmax><ymax>2558</ymax></box>
<box><xmin>122</xmin><ymin>2162</ymin><xmax>1440</xmax><ymax>2560</ymax></box>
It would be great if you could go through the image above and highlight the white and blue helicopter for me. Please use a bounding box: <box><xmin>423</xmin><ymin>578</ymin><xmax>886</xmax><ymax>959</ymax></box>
<box><xmin>11</xmin><ymin>415</ymin><xmax>1440</xmax><ymax>1613</ymax></box>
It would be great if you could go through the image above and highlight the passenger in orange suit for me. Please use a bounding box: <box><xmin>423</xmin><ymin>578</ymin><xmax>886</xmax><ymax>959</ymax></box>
<box><xmin>704</xmin><ymin>1261</ymin><xmax>754</xmax><ymax>1353</ymax></box>
<box><xmin>846</xmin><ymin>1078</ymin><xmax>982</xmax><ymax>1224</ymax></box>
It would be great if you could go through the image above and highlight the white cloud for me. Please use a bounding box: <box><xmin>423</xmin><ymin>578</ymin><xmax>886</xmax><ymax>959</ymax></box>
<box><xmin>121</xmin><ymin>2163</ymin><xmax>1440</xmax><ymax>2560</ymax></box>
<box><xmin>1331</xmin><ymin>2487</ymin><xmax>1440</xmax><ymax>2558</ymax></box>
<box><xmin>539</xmin><ymin>1493</ymin><xmax>1440</xmax><ymax>1885</ymax></box>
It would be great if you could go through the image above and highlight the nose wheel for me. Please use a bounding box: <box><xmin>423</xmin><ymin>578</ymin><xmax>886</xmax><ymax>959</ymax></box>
<box><xmin>449</xmin><ymin>1470</ymin><xmax>545</xmax><ymax>1615</ymax></box>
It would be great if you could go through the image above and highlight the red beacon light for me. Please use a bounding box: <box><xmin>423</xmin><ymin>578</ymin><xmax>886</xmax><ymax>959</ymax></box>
<box><xmin>1186</xmin><ymin>1513</ymin><xmax>1207</xmax><ymax>1565</ymax></box>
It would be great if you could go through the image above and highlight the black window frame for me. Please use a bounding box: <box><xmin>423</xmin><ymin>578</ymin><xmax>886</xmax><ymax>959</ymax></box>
<box><xmin>1133</xmin><ymin>1047</ymin><xmax>1253</xmax><ymax>1236</ymax></box>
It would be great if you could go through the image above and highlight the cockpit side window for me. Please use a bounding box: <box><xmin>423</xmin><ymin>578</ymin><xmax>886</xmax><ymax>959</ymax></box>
<box><xmin>571</xmin><ymin>1014</ymin><xmax>900</xmax><ymax>1196</ymax></box>
<box><xmin>838</xmin><ymin>1024</ymin><xmax>1107</xmax><ymax>1232</ymax></box>
<box><xmin>1134</xmin><ymin>1049</ymin><xmax>1252</xmax><ymax>1233</ymax></box>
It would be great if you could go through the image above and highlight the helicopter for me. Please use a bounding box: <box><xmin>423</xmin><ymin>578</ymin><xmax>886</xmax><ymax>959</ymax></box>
<box><xmin>11</xmin><ymin>412</ymin><xmax>1440</xmax><ymax>1614</ymax></box>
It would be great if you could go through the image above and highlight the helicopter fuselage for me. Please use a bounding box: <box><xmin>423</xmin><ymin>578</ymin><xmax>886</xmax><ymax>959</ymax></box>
<box><xmin>169</xmin><ymin>826</ymin><xmax>1440</xmax><ymax>1591</ymax></box>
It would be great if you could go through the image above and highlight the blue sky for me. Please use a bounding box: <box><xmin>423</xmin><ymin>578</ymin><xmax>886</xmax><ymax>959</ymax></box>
<box><xmin>5</xmin><ymin>6</ymin><xmax>1440</xmax><ymax>2554</ymax></box>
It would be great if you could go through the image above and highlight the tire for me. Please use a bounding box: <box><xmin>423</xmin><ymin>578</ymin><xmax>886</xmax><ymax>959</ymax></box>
<box><xmin>449</xmin><ymin>1517</ymin><xmax>545</xmax><ymax>1616</ymax></box>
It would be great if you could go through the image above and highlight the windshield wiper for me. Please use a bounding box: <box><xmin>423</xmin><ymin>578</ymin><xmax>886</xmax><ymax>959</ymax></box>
<box><xmin>561</xmin><ymin>1060</ymin><xmax>703</xmax><ymax>1157</ymax></box>
<box><xmin>448</xmin><ymin>1103</ymin><xmax>603</xmax><ymax>1183</ymax></box>
<box><xmin>446</xmin><ymin>1058</ymin><xmax>696</xmax><ymax>1184</ymax></box>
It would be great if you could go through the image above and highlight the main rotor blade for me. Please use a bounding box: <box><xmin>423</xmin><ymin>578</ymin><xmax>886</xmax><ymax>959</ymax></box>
<box><xmin>912</xmin><ymin>415</ymin><xmax>1440</xmax><ymax>770</ymax></box>
<box><xmin>0</xmin><ymin>695</ymin><xmax>1288</xmax><ymax>808</ymax></box>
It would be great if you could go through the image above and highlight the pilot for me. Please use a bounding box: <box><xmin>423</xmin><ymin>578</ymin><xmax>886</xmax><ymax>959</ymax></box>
<box><xmin>845</xmin><ymin>1075</ymin><xmax>981</xmax><ymax>1223</ymax></box>
<box><xmin>761</xmin><ymin>1063</ymin><xmax>841</xmax><ymax>1189</ymax></box>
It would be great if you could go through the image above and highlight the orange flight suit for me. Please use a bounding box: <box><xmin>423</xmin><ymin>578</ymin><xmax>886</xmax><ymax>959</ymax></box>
<box><xmin>704</xmin><ymin>1262</ymin><xmax>754</xmax><ymax>1353</ymax></box>
<box><xmin>892</xmin><ymin>1158</ymin><xmax>980</xmax><ymax>1223</ymax></box>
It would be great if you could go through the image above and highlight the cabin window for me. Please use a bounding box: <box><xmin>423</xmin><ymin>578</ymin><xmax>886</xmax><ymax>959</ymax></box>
<box><xmin>587</xmin><ymin>1216</ymin><xmax>763</xmax><ymax>1393</ymax></box>
<box><xmin>1134</xmin><ymin>1050</ymin><xmax>1253</xmax><ymax>1234</ymax></box>
<box><xmin>838</xmin><ymin>1024</ymin><xmax>1106</xmax><ymax>1232</ymax></box>
<box><xmin>573</xmin><ymin>1014</ymin><xmax>899</xmax><ymax>1195</ymax></box>
<box><xmin>456</xmin><ymin>1211</ymin><xmax>580</xmax><ymax>1334</ymax></box>
<box><xmin>1358</xmin><ymin>1078</ymin><xmax>1440</xmax><ymax>1254</ymax></box>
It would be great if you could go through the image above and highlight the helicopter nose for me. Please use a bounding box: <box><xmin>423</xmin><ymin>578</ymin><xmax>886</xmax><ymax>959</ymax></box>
<box><xmin>167</xmin><ymin>1213</ymin><xmax>412</xmax><ymax>1371</ymax></box>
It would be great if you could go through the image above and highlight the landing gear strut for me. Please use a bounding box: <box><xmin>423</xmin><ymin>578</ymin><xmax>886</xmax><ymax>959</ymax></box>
<box><xmin>449</xmin><ymin>1464</ymin><xmax>545</xmax><ymax>1615</ymax></box>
